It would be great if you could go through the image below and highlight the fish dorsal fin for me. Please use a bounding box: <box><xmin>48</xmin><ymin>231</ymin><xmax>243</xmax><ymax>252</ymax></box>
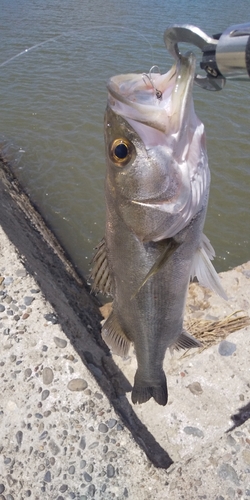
<box><xmin>171</xmin><ymin>330</ymin><xmax>202</xmax><ymax>351</ymax></box>
<box><xmin>90</xmin><ymin>238</ymin><xmax>113</xmax><ymax>296</ymax></box>
<box><xmin>190</xmin><ymin>234</ymin><xmax>228</xmax><ymax>300</ymax></box>
<box><xmin>102</xmin><ymin>310</ymin><xmax>130</xmax><ymax>358</ymax></box>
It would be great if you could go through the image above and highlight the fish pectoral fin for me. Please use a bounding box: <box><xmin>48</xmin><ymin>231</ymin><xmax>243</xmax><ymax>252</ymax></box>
<box><xmin>200</xmin><ymin>233</ymin><xmax>216</xmax><ymax>260</ymax></box>
<box><xmin>101</xmin><ymin>310</ymin><xmax>130</xmax><ymax>358</ymax></box>
<box><xmin>171</xmin><ymin>330</ymin><xmax>202</xmax><ymax>351</ymax></box>
<box><xmin>131</xmin><ymin>238</ymin><xmax>180</xmax><ymax>299</ymax></box>
<box><xmin>190</xmin><ymin>235</ymin><xmax>228</xmax><ymax>300</ymax></box>
<box><xmin>90</xmin><ymin>237</ymin><xmax>113</xmax><ymax>296</ymax></box>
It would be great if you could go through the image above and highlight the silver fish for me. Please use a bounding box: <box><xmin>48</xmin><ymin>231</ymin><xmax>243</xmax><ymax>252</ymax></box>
<box><xmin>91</xmin><ymin>53</ymin><xmax>227</xmax><ymax>406</ymax></box>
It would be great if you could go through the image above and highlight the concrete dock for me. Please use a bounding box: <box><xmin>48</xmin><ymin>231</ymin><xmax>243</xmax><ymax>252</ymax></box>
<box><xmin>0</xmin><ymin>220</ymin><xmax>250</xmax><ymax>499</ymax></box>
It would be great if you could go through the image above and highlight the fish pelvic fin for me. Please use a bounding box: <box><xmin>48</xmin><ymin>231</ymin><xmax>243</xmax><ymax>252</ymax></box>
<box><xmin>131</xmin><ymin>370</ymin><xmax>168</xmax><ymax>406</ymax></box>
<box><xmin>190</xmin><ymin>233</ymin><xmax>228</xmax><ymax>300</ymax></box>
<box><xmin>171</xmin><ymin>330</ymin><xmax>202</xmax><ymax>352</ymax></box>
<box><xmin>101</xmin><ymin>310</ymin><xmax>130</xmax><ymax>357</ymax></box>
<box><xmin>90</xmin><ymin>237</ymin><xmax>113</xmax><ymax>296</ymax></box>
<box><xmin>131</xmin><ymin>238</ymin><xmax>180</xmax><ymax>299</ymax></box>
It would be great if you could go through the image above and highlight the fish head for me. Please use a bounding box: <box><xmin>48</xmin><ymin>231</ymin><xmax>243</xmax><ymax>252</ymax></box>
<box><xmin>105</xmin><ymin>53</ymin><xmax>209</xmax><ymax>241</ymax></box>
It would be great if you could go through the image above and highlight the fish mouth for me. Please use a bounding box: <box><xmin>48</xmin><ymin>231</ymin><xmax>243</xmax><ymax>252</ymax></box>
<box><xmin>107</xmin><ymin>52</ymin><xmax>197</xmax><ymax>139</ymax></box>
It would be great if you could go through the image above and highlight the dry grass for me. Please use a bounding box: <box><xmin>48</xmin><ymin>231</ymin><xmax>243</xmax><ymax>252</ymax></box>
<box><xmin>185</xmin><ymin>311</ymin><xmax>250</xmax><ymax>351</ymax></box>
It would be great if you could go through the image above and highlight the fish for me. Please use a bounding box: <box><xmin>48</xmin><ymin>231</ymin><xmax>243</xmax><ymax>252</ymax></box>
<box><xmin>91</xmin><ymin>52</ymin><xmax>227</xmax><ymax>406</ymax></box>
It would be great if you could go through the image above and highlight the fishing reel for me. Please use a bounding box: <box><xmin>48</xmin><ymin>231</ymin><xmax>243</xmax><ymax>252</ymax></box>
<box><xmin>164</xmin><ymin>23</ymin><xmax>250</xmax><ymax>91</ymax></box>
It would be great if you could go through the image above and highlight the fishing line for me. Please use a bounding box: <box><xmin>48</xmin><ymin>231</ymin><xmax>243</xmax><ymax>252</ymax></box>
<box><xmin>0</xmin><ymin>25</ymin><xmax>155</xmax><ymax>70</ymax></box>
<box><xmin>0</xmin><ymin>35</ymin><xmax>65</xmax><ymax>68</ymax></box>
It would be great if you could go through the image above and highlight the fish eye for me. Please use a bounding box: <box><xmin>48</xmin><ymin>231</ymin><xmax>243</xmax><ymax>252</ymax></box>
<box><xmin>110</xmin><ymin>138</ymin><xmax>133</xmax><ymax>166</ymax></box>
<box><xmin>114</xmin><ymin>143</ymin><xmax>128</xmax><ymax>159</ymax></box>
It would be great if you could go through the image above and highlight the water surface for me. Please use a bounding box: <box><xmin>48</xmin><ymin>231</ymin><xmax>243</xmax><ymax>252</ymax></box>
<box><xmin>0</xmin><ymin>0</ymin><xmax>249</xmax><ymax>276</ymax></box>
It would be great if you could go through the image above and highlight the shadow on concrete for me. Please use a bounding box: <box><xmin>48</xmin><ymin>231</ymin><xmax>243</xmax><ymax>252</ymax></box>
<box><xmin>226</xmin><ymin>401</ymin><xmax>250</xmax><ymax>432</ymax></box>
<box><xmin>0</xmin><ymin>154</ymin><xmax>173</xmax><ymax>469</ymax></box>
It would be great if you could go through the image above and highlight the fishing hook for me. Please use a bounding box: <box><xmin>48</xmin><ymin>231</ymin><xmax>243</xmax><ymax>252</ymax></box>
<box><xmin>142</xmin><ymin>65</ymin><xmax>162</xmax><ymax>99</ymax></box>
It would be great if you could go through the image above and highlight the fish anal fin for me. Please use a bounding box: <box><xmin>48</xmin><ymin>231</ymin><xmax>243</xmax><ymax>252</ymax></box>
<box><xmin>190</xmin><ymin>236</ymin><xmax>228</xmax><ymax>300</ymax></box>
<box><xmin>131</xmin><ymin>370</ymin><xmax>168</xmax><ymax>406</ymax></box>
<box><xmin>90</xmin><ymin>237</ymin><xmax>113</xmax><ymax>296</ymax></box>
<box><xmin>171</xmin><ymin>330</ymin><xmax>202</xmax><ymax>351</ymax></box>
<box><xmin>102</xmin><ymin>310</ymin><xmax>130</xmax><ymax>358</ymax></box>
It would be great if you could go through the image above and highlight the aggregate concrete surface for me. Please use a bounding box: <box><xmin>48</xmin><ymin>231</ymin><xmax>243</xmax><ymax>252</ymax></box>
<box><xmin>0</xmin><ymin>224</ymin><xmax>249</xmax><ymax>500</ymax></box>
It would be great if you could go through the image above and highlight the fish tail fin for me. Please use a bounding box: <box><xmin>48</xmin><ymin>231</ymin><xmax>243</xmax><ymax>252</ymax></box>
<box><xmin>131</xmin><ymin>370</ymin><xmax>168</xmax><ymax>406</ymax></box>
